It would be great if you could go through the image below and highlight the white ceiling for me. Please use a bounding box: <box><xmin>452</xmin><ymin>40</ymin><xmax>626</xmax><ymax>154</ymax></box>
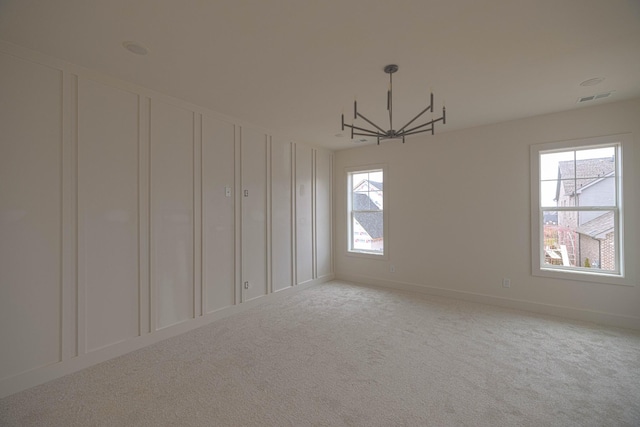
<box><xmin>1</xmin><ymin>0</ymin><xmax>639</xmax><ymax>150</ymax></box>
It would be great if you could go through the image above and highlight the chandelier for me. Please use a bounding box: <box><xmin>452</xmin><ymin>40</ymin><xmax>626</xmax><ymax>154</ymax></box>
<box><xmin>341</xmin><ymin>64</ymin><xmax>446</xmax><ymax>144</ymax></box>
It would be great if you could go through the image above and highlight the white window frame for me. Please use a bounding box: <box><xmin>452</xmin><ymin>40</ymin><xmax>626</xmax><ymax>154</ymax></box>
<box><xmin>530</xmin><ymin>134</ymin><xmax>634</xmax><ymax>286</ymax></box>
<box><xmin>346</xmin><ymin>164</ymin><xmax>388</xmax><ymax>260</ymax></box>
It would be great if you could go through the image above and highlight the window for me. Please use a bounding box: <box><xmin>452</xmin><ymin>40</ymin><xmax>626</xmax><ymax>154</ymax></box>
<box><xmin>531</xmin><ymin>134</ymin><xmax>632</xmax><ymax>285</ymax></box>
<box><xmin>347</xmin><ymin>166</ymin><xmax>386</xmax><ymax>256</ymax></box>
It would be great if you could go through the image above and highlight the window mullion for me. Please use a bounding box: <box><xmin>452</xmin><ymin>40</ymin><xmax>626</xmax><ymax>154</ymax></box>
<box><xmin>547</xmin><ymin>206</ymin><xmax>617</xmax><ymax>212</ymax></box>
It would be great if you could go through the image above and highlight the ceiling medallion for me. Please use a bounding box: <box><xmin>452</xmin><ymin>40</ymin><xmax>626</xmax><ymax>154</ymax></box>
<box><xmin>341</xmin><ymin>64</ymin><xmax>446</xmax><ymax>144</ymax></box>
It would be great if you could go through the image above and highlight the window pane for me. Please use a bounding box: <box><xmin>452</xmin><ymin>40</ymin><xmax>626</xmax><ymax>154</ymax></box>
<box><xmin>553</xmin><ymin>211</ymin><xmax>579</xmax><ymax>267</ymax></box>
<box><xmin>578</xmin><ymin>209</ymin><xmax>614</xmax><ymax>232</ymax></box>
<box><xmin>542</xmin><ymin>210</ymin><xmax>557</xmax><ymax>225</ymax></box>
<box><xmin>549</xmin><ymin>209</ymin><xmax>616</xmax><ymax>271</ymax></box>
<box><xmin>576</xmin><ymin>176</ymin><xmax>616</xmax><ymax>207</ymax></box>
<box><xmin>555</xmin><ymin>180</ymin><xmax>576</xmax><ymax>207</ymax></box>
<box><xmin>576</xmin><ymin>165</ymin><xmax>615</xmax><ymax>193</ymax></box>
<box><xmin>352</xmin><ymin>211</ymin><xmax>383</xmax><ymax>252</ymax></box>
<box><xmin>579</xmin><ymin>210</ymin><xmax>616</xmax><ymax>272</ymax></box>
<box><xmin>540</xmin><ymin>151</ymin><xmax>573</xmax><ymax>180</ymax></box>
<box><xmin>541</xmin><ymin>181</ymin><xmax>559</xmax><ymax>207</ymax></box>
<box><xmin>348</xmin><ymin>168</ymin><xmax>384</xmax><ymax>255</ymax></box>
<box><xmin>543</xmin><ymin>221</ymin><xmax>564</xmax><ymax>266</ymax></box>
<box><xmin>575</xmin><ymin>148</ymin><xmax>615</xmax><ymax>181</ymax></box>
<box><xmin>368</xmin><ymin>171</ymin><xmax>383</xmax><ymax>184</ymax></box>
<box><xmin>352</xmin><ymin>173</ymin><xmax>369</xmax><ymax>191</ymax></box>
<box><xmin>352</xmin><ymin>192</ymin><xmax>372</xmax><ymax>210</ymax></box>
<box><xmin>371</xmin><ymin>191</ymin><xmax>383</xmax><ymax>209</ymax></box>
<box><xmin>535</xmin><ymin>140</ymin><xmax>622</xmax><ymax>279</ymax></box>
<box><xmin>576</xmin><ymin>146</ymin><xmax>615</xmax><ymax>163</ymax></box>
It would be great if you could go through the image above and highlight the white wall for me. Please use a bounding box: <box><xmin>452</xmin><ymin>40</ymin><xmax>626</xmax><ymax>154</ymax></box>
<box><xmin>334</xmin><ymin>98</ymin><xmax>640</xmax><ymax>330</ymax></box>
<box><xmin>0</xmin><ymin>42</ymin><xmax>334</xmax><ymax>398</ymax></box>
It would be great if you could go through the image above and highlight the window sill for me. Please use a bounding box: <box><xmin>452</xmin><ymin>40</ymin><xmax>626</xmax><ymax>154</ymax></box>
<box><xmin>346</xmin><ymin>250</ymin><xmax>388</xmax><ymax>261</ymax></box>
<box><xmin>533</xmin><ymin>266</ymin><xmax>635</xmax><ymax>287</ymax></box>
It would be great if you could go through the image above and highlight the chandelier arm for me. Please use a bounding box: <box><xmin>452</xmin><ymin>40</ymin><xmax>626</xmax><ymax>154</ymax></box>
<box><xmin>353</xmin><ymin>131</ymin><xmax>382</xmax><ymax>137</ymax></box>
<box><xmin>404</xmin><ymin>116</ymin><xmax>444</xmax><ymax>134</ymax></box>
<box><xmin>349</xmin><ymin>124</ymin><xmax>382</xmax><ymax>136</ymax></box>
<box><xmin>343</xmin><ymin>122</ymin><xmax>382</xmax><ymax>137</ymax></box>
<box><xmin>396</xmin><ymin>104</ymin><xmax>432</xmax><ymax>134</ymax></box>
<box><xmin>401</xmin><ymin>128</ymin><xmax>434</xmax><ymax>137</ymax></box>
<box><xmin>378</xmin><ymin>133</ymin><xmax>408</xmax><ymax>141</ymax></box>
<box><xmin>356</xmin><ymin>112</ymin><xmax>388</xmax><ymax>134</ymax></box>
<box><xmin>402</xmin><ymin>122</ymin><xmax>432</xmax><ymax>134</ymax></box>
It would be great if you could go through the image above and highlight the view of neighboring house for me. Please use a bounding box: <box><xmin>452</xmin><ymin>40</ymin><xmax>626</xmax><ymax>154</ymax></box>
<box><xmin>352</xmin><ymin>180</ymin><xmax>383</xmax><ymax>252</ymax></box>
<box><xmin>543</xmin><ymin>211</ymin><xmax>558</xmax><ymax>225</ymax></box>
<box><xmin>549</xmin><ymin>157</ymin><xmax>615</xmax><ymax>269</ymax></box>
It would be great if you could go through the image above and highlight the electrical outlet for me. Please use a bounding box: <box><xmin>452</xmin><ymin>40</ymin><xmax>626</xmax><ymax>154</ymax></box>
<box><xmin>243</xmin><ymin>281</ymin><xmax>249</xmax><ymax>290</ymax></box>
<box><xmin>390</xmin><ymin>265</ymin><xmax>396</xmax><ymax>273</ymax></box>
<box><xmin>502</xmin><ymin>278</ymin><xmax>511</xmax><ymax>288</ymax></box>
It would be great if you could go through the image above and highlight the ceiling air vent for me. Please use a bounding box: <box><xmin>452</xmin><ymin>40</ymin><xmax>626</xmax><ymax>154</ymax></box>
<box><xmin>577</xmin><ymin>91</ymin><xmax>614</xmax><ymax>104</ymax></box>
<box><xmin>594</xmin><ymin>92</ymin><xmax>612</xmax><ymax>100</ymax></box>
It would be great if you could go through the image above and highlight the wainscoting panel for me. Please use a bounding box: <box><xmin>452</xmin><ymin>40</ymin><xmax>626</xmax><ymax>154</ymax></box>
<box><xmin>240</xmin><ymin>127</ymin><xmax>268</xmax><ymax>302</ymax></box>
<box><xmin>77</xmin><ymin>78</ymin><xmax>140</xmax><ymax>353</ymax></box>
<box><xmin>0</xmin><ymin>52</ymin><xmax>63</xmax><ymax>380</ymax></box>
<box><xmin>202</xmin><ymin>115</ymin><xmax>236</xmax><ymax>313</ymax></box>
<box><xmin>271</xmin><ymin>138</ymin><xmax>294</xmax><ymax>292</ymax></box>
<box><xmin>315</xmin><ymin>150</ymin><xmax>333</xmax><ymax>278</ymax></box>
<box><xmin>150</xmin><ymin>100</ymin><xmax>195</xmax><ymax>330</ymax></box>
<box><xmin>295</xmin><ymin>144</ymin><xmax>313</xmax><ymax>285</ymax></box>
<box><xmin>0</xmin><ymin>41</ymin><xmax>333</xmax><ymax>399</ymax></box>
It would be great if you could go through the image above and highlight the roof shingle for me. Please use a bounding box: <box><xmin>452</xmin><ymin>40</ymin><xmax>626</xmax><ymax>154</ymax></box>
<box><xmin>557</xmin><ymin>157</ymin><xmax>615</xmax><ymax>197</ymax></box>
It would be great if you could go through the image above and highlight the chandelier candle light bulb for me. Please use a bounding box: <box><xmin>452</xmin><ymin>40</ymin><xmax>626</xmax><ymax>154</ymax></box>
<box><xmin>443</xmin><ymin>103</ymin><xmax>446</xmax><ymax>125</ymax></box>
<box><xmin>341</xmin><ymin>64</ymin><xmax>446</xmax><ymax>144</ymax></box>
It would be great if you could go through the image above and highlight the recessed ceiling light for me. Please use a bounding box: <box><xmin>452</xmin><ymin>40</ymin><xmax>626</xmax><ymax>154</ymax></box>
<box><xmin>579</xmin><ymin>77</ymin><xmax>605</xmax><ymax>87</ymax></box>
<box><xmin>123</xmin><ymin>41</ymin><xmax>148</xmax><ymax>56</ymax></box>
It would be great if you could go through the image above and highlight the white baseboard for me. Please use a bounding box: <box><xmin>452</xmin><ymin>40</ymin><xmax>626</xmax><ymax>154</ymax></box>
<box><xmin>335</xmin><ymin>273</ymin><xmax>640</xmax><ymax>331</ymax></box>
<box><xmin>0</xmin><ymin>275</ymin><xmax>333</xmax><ymax>399</ymax></box>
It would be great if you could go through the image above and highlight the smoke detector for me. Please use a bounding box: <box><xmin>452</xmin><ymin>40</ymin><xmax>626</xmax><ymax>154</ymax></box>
<box><xmin>123</xmin><ymin>41</ymin><xmax>149</xmax><ymax>56</ymax></box>
<box><xmin>579</xmin><ymin>77</ymin><xmax>605</xmax><ymax>87</ymax></box>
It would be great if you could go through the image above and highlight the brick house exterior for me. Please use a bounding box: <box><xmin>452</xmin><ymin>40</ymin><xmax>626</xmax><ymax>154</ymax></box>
<box><xmin>554</xmin><ymin>157</ymin><xmax>615</xmax><ymax>270</ymax></box>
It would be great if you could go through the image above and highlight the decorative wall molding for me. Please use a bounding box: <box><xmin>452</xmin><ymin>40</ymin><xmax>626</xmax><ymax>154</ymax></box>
<box><xmin>193</xmin><ymin>112</ymin><xmax>203</xmax><ymax>319</ymax></box>
<box><xmin>0</xmin><ymin>275</ymin><xmax>333</xmax><ymax>399</ymax></box>
<box><xmin>0</xmin><ymin>42</ymin><xmax>334</xmax><ymax>399</ymax></box>
<box><xmin>138</xmin><ymin>95</ymin><xmax>151</xmax><ymax>336</ymax></box>
<box><xmin>61</xmin><ymin>70</ymin><xmax>78</xmax><ymax>362</ymax></box>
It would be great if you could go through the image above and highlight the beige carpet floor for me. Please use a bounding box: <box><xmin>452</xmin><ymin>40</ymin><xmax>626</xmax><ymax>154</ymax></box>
<box><xmin>1</xmin><ymin>281</ymin><xmax>639</xmax><ymax>426</ymax></box>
